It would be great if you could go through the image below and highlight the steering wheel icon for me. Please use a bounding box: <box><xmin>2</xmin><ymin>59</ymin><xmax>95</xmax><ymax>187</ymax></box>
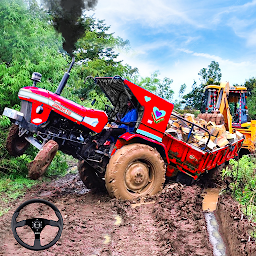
<box><xmin>11</xmin><ymin>199</ymin><xmax>63</xmax><ymax>251</ymax></box>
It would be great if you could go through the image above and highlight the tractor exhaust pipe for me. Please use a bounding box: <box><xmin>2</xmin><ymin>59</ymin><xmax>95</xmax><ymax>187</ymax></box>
<box><xmin>55</xmin><ymin>57</ymin><xmax>75</xmax><ymax>95</ymax></box>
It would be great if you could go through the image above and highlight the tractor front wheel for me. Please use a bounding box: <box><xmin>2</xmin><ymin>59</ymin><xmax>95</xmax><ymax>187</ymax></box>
<box><xmin>105</xmin><ymin>144</ymin><xmax>166</xmax><ymax>200</ymax></box>
<box><xmin>6</xmin><ymin>124</ymin><xmax>29</xmax><ymax>156</ymax></box>
<box><xmin>28</xmin><ymin>140</ymin><xmax>58</xmax><ymax>180</ymax></box>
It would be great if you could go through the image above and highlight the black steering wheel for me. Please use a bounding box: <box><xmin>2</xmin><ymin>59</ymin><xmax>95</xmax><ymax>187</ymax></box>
<box><xmin>11</xmin><ymin>198</ymin><xmax>63</xmax><ymax>251</ymax></box>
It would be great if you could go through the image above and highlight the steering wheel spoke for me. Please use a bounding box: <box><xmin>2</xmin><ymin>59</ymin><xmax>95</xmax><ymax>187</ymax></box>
<box><xmin>33</xmin><ymin>233</ymin><xmax>42</xmax><ymax>250</ymax></box>
<box><xmin>14</xmin><ymin>220</ymin><xmax>27</xmax><ymax>228</ymax></box>
<box><xmin>44</xmin><ymin>219</ymin><xmax>60</xmax><ymax>227</ymax></box>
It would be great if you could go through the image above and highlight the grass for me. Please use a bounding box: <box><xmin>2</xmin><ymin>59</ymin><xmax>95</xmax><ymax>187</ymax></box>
<box><xmin>0</xmin><ymin>176</ymin><xmax>39</xmax><ymax>216</ymax></box>
<box><xmin>221</xmin><ymin>155</ymin><xmax>256</xmax><ymax>232</ymax></box>
<box><xmin>0</xmin><ymin>207</ymin><xmax>10</xmax><ymax>217</ymax></box>
<box><xmin>0</xmin><ymin>152</ymin><xmax>72</xmax><ymax>217</ymax></box>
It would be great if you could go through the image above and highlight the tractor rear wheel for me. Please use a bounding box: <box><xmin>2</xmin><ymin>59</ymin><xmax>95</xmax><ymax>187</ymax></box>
<box><xmin>105</xmin><ymin>144</ymin><xmax>166</xmax><ymax>200</ymax></box>
<box><xmin>6</xmin><ymin>124</ymin><xmax>29</xmax><ymax>156</ymax></box>
<box><xmin>28</xmin><ymin>140</ymin><xmax>58</xmax><ymax>180</ymax></box>
<box><xmin>78</xmin><ymin>160</ymin><xmax>106</xmax><ymax>191</ymax></box>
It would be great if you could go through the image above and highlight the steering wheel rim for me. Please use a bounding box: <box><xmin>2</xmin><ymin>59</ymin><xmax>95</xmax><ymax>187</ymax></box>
<box><xmin>11</xmin><ymin>198</ymin><xmax>63</xmax><ymax>251</ymax></box>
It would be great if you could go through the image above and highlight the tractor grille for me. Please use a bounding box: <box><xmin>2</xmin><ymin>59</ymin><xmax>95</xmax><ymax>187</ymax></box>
<box><xmin>20</xmin><ymin>100</ymin><xmax>32</xmax><ymax>122</ymax></box>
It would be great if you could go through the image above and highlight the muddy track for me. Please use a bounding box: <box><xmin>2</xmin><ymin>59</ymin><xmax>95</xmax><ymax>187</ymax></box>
<box><xmin>0</xmin><ymin>172</ymin><xmax>255</xmax><ymax>256</ymax></box>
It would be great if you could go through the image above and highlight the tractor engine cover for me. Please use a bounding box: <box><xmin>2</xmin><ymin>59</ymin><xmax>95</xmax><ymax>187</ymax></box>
<box><xmin>18</xmin><ymin>87</ymin><xmax>108</xmax><ymax>133</ymax></box>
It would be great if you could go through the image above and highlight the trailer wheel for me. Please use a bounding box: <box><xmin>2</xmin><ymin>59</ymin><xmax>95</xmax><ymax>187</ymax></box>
<box><xmin>78</xmin><ymin>160</ymin><xmax>106</xmax><ymax>191</ymax></box>
<box><xmin>105</xmin><ymin>144</ymin><xmax>166</xmax><ymax>200</ymax></box>
<box><xmin>6</xmin><ymin>124</ymin><xmax>29</xmax><ymax>156</ymax></box>
<box><xmin>28</xmin><ymin>140</ymin><xmax>58</xmax><ymax>180</ymax></box>
<box><xmin>176</xmin><ymin>172</ymin><xmax>194</xmax><ymax>186</ymax></box>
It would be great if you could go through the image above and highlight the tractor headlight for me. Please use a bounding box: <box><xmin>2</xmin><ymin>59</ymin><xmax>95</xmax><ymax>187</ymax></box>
<box><xmin>36</xmin><ymin>106</ymin><xmax>43</xmax><ymax>114</ymax></box>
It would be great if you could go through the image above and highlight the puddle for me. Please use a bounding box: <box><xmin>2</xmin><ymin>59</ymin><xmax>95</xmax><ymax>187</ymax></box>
<box><xmin>202</xmin><ymin>188</ymin><xmax>227</xmax><ymax>256</ymax></box>
<box><xmin>202</xmin><ymin>188</ymin><xmax>221</xmax><ymax>212</ymax></box>
<box><xmin>205</xmin><ymin>212</ymin><xmax>227</xmax><ymax>256</ymax></box>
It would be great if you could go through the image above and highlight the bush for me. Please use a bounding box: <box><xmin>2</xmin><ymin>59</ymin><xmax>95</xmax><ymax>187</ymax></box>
<box><xmin>222</xmin><ymin>155</ymin><xmax>256</xmax><ymax>221</ymax></box>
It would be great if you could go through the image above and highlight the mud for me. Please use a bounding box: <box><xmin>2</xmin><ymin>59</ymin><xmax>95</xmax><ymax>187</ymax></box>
<box><xmin>153</xmin><ymin>183</ymin><xmax>213</xmax><ymax>256</ymax></box>
<box><xmin>0</xmin><ymin>170</ymin><xmax>255</xmax><ymax>255</ymax></box>
<box><xmin>216</xmin><ymin>193</ymin><xmax>256</xmax><ymax>256</ymax></box>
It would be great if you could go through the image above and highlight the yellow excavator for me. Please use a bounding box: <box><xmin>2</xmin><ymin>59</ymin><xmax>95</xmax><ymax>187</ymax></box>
<box><xmin>199</xmin><ymin>82</ymin><xmax>256</xmax><ymax>154</ymax></box>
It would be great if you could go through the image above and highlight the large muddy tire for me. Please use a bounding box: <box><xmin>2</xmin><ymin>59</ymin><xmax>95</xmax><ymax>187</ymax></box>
<box><xmin>105</xmin><ymin>144</ymin><xmax>166</xmax><ymax>200</ymax></box>
<box><xmin>28</xmin><ymin>140</ymin><xmax>59</xmax><ymax>180</ymax></box>
<box><xmin>6</xmin><ymin>124</ymin><xmax>29</xmax><ymax>156</ymax></box>
<box><xmin>78</xmin><ymin>160</ymin><xmax>106</xmax><ymax>191</ymax></box>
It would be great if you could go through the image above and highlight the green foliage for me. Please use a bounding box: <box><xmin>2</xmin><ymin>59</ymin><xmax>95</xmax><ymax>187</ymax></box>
<box><xmin>75</xmin><ymin>17</ymin><xmax>130</xmax><ymax>62</ymax></box>
<box><xmin>179</xmin><ymin>83</ymin><xmax>186</xmax><ymax>98</ymax></box>
<box><xmin>244</xmin><ymin>77</ymin><xmax>256</xmax><ymax>92</ymax></box>
<box><xmin>183</xmin><ymin>81</ymin><xmax>204</xmax><ymax>110</ymax></box>
<box><xmin>183</xmin><ymin>61</ymin><xmax>222</xmax><ymax>110</ymax></box>
<box><xmin>0</xmin><ymin>175</ymin><xmax>38</xmax><ymax>216</ymax></box>
<box><xmin>0</xmin><ymin>144</ymin><xmax>37</xmax><ymax>178</ymax></box>
<box><xmin>132</xmin><ymin>71</ymin><xmax>174</xmax><ymax>102</ymax></box>
<box><xmin>222</xmin><ymin>155</ymin><xmax>256</xmax><ymax>221</ymax></box>
<box><xmin>0</xmin><ymin>176</ymin><xmax>38</xmax><ymax>199</ymax></box>
<box><xmin>0</xmin><ymin>207</ymin><xmax>10</xmax><ymax>217</ymax></box>
<box><xmin>0</xmin><ymin>0</ymin><xmax>63</xmax><ymax>64</ymax></box>
<box><xmin>46</xmin><ymin>151</ymin><xmax>68</xmax><ymax>177</ymax></box>
<box><xmin>240</xmin><ymin>77</ymin><xmax>256</xmax><ymax>119</ymax></box>
<box><xmin>198</xmin><ymin>61</ymin><xmax>222</xmax><ymax>85</ymax></box>
<box><xmin>246</xmin><ymin>83</ymin><xmax>256</xmax><ymax>119</ymax></box>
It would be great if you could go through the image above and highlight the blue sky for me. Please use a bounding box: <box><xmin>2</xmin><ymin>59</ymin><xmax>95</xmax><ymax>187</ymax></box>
<box><xmin>88</xmin><ymin>0</ymin><xmax>256</xmax><ymax>97</ymax></box>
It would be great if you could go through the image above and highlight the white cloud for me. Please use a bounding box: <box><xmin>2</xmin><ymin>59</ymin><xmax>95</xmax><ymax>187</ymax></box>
<box><xmin>89</xmin><ymin>0</ymin><xmax>203</xmax><ymax>34</ymax></box>
<box><xmin>226</xmin><ymin>16</ymin><xmax>256</xmax><ymax>47</ymax></box>
<box><xmin>117</xmin><ymin>46</ymin><xmax>256</xmax><ymax>100</ymax></box>
<box><xmin>86</xmin><ymin>0</ymin><xmax>256</xmax><ymax>101</ymax></box>
<box><xmin>210</xmin><ymin>1</ymin><xmax>256</xmax><ymax>47</ymax></box>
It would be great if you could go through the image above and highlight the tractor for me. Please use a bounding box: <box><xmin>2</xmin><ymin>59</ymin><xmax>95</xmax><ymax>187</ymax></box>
<box><xmin>3</xmin><ymin>59</ymin><xmax>243</xmax><ymax>199</ymax></box>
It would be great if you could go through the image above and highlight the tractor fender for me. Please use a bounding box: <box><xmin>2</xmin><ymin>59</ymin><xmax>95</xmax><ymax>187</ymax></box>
<box><xmin>112</xmin><ymin>132</ymin><xmax>169</xmax><ymax>163</ymax></box>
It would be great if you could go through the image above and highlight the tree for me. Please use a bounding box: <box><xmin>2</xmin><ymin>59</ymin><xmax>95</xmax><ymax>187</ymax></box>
<box><xmin>244</xmin><ymin>77</ymin><xmax>256</xmax><ymax>92</ymax></box>
<box><xmin>173</xmin><ymin>84</ymin><xmax>187</xmax><ymax>111</ymax></box>
<box><xmin>179</xmin><ymin>83</ymin><xmax>186</xmax><ymax>98</ymax></box>
<box><xmin>75</xmin><ymin>17</ymin><xmax>130</xmax><ymax>62</ymax></box>
<box><xmin>0</xmin><ymin>0</ymin><xmax>69</xmax><ymax>111</ymax></box>
<box><xmin>198</xmin><ymin>61</ymin><xmax>222</xmax><ymax>85</ymax></box>
<box><xmin>244</xmin><ymin>78</ymin><xmax>256</xmax><ymax>119</ymax></box>
<box><xmin>132</xmin><ymin>71</ymin><xmax>174</xmax><ymax>102</ymax></box>
<box><xmin>0</xmin><ymin>0</ymin><xmax>137</xmax><ymax>176</ymax></box>
<box><xmin>183</xmin><ymin>61</ymin><xmax>222</xmax><ymax>109</ymax></box>
<box><xmin>182</xmin><ymin>81</ymin><xmax>204</xmax><ymax>110</ymax></box>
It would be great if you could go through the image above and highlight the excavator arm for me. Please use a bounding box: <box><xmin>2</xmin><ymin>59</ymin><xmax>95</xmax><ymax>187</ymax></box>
<box><xmin>215</xmin><ymin>82</ymin><xmax>233</xmax><ymax>133</ymax></box>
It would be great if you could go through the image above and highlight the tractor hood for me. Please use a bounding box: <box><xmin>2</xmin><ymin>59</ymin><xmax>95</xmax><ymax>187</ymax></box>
<box><xmin>95</xmin><ymin>77</ymin><xmax>135</xmax><ymax>116</ymax></box>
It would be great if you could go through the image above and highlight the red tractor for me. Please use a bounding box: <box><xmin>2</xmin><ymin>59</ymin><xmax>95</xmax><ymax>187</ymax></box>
<box><xmin>3</xmin><ymin>58</ymin><xmax>243</xmax><ymax>199</ymax></box>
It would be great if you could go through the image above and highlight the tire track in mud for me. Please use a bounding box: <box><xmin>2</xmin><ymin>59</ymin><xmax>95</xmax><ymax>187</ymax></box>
<box><xmin>107</xmin><ymin>200</ymin><xmax>161</xmax><ymax>256</ymax></box>
<box><xmin>153</xmin><ymin>183</ymin><xmax>214</xmax><ymax>256</ymax></box>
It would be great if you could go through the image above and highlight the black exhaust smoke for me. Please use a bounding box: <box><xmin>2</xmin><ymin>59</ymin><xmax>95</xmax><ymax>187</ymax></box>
<box><xmin>43</xmin><ymin>0</ymin><xmax>98</xmax><ymax>55</ymax></box>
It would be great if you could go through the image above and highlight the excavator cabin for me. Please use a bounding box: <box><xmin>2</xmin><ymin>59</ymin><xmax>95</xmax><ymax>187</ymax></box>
<box><xmin>201</xmin><ymin>83</ymin><xmax>256</xmax><ymax>154</ymax></box>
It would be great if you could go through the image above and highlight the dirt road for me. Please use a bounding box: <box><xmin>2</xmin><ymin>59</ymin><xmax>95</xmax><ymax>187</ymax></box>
<box><xmin>0</xmin><ymin>172</ymin><xmax>255</xmax><ymax>256</ymax></box>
